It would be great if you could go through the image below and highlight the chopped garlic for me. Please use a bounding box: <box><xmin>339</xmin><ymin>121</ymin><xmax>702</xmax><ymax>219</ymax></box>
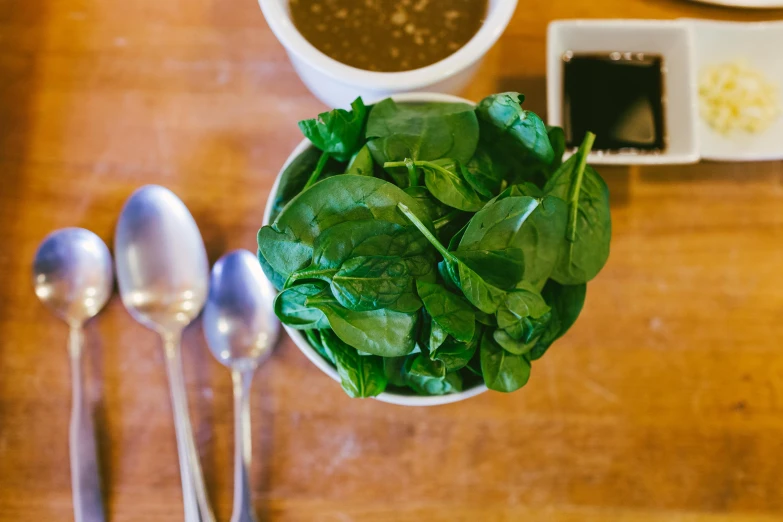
<box><xmin>698</xmin><ymin>60</ymin><xmax>781</xmax><ymax>134</ymax></box>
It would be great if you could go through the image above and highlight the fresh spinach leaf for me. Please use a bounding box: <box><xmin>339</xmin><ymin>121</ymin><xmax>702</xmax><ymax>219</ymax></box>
<box><xmin>408</xmin><ymin>353</ymin><xmax>446</xmax><ymax>379</ymax></box>
<box><xmin>286</xmin><ymin>220</ymin><xmax>435</xmax><ymax>289</ymax></box>
<box><xmin>476</xmin><ymin>92</ymin><xmax>554</xmax><ymax>166</ymax></box>
<box><xmin>306</xmin><ymin>292</ymin><xmax>418</xmax><ymax>357</ymax></box>
<box><xmin>416</xmin><ymin>280</ymin><xmax>475</xmax><ymax>342</ymax></box>
<box><xmin>383</xmin><ymin>356</ymin><xmax>408</xmax><ymax>387</ymax></box>
<box><xmin>505</xmin><ymin>196</ymin><xmax>567</xmax><ymax>289</ymax></box>
<box><xmin>331</xmin><ymin>255</ymin><xmax>421</xmax><ymax>313</ymax></box>
<box><xmin>305</xmin><ymin>329</ymin><xmax>333</xmax><ymax>364</ymax></box>
<box><xmin>286</xmin><ymin>220</ymin><xmax>404</xmax><ymax>285</ymax></box>
<box><xmin>428</xmin><ymin>320</ymin><xmax>448</xmax><ymax>353</ymax></box>
<box><xmin>434</xmin><ymin>210</ymin><xmax>471</xmax><ymax>246</ymax></box>
<box><xmin>523</xmin><ymin>126</ymin><xmax>568</xmax><ymax>184</ymax></box>
<box><xmin>455</xmin><ymin>261</ymin><xmax>507</xmax><ymax>314</ymax></box>
<box><xmin>398</xmin><ymin>202</ymin><xmax>506</xmax><ymax>314</ymax></box>
<box><xmin>457</xmin><ymin>196</ymin><xmax>539</xmax><ymax>288</ymax></box>
<box><xmin>492</xmin><ymin>330</ymin><xmax>539</xmax><ymax>355</ymax></box>
<box><xmin>403</xmin><ymin>355</ymin><xmax>463</xmax><ymax>395</ymax></box>
<box><xmin>257</xmin><ymin>225</ymin><xmax>315</xmax><ymax>287</ymax></box>
<box><xmin>480</xmin><ymin>331</ymin><xmax>531</xmax><ymax>393</ymax></box>
<box><xmin>405</xmin><ymin>186</ymin><xmax>451</xmax><ymax>222</ymax></box>
<box><xmin>459</xmin><ymin>195</ymin><xmax>567</xmax><ymax>290</ymax></box>
<box><xmin>270</xmin><ymin>146</ymin><xmax>349</xmax><ymax>222</ymax></box>
<box><xmin>431</xmin><ymin>329</ymin><xmax>480</xmax><ymax>372</ymax></box>
<box><xmin>320</xmin><ymin>329</ymin><xmax>387</xmax><ymax>398</ymax></box>
<box><xmin>258</xmin><ymin>248</ymin><xmax>286</xmax><ymax>291</ymax></box>
<box><xmin>352</xmin><ymin>225</ymin><xmax>434</xmax><ymax>275</ymax></box>
<box><xmin>496</xmin><ymin>285</ymin><xmax>551</xmax><ymax>344</ymax></box>
<box><xmin>544</xmin><ymin>132</ymin><xmax>611</xmax><ymax>285</ymax></box>
<box><xmin>270</xmin><ymin>146</ymin><xmax>322</xmax><ymax>222</ymax></box>
<box><xmin>419</xmin><ymin>308</ymin><xmax>449</xmax><ymax>354</ymax></box>
<box><xmin>305</xmin><ymin>329</ymin><xmax>328</xmax><ymax>360</ymax></box>
<box><xmin>437</xmin><ymin>259</ymin><xmax>461</xmax><ymax>293</ymax></box>
<box><xmin>459</xmin><ymin>196</ymin><xmax>539</xmax><ymax>249</ymax></box>
<box><xmin>346</xmin><ymin>144</ymin><xmax>375</xmax><ymax>176</ymax></box>
<box><xmin>451</xmin><ymin>249</ymin><xmax>525</xmax><ymax>291</ymax></box>
<box><xmin>273</xmin><ymin>282</ymin><xmax>331</xmax><ymax>330</ymax></box>
<box><xmin>366</xmin><ymin>99</ymin><xmax>479</xmax><ymax>186</ymax></box>
<box><xmin>464</xmin><ymin>146</ymin><xmax>505</xmax><ymax>198</ymax></box>
<box><xmin>497</xmin><ymin>183</ymin><xmax>544</xmax><ymax>199</ymax></box>
<box><xmin>475</xmin><ymin>309</ymin><xmax>496</xmax><ymax>327</ymax></box>
<box><xmin>492</xmin><ymin>285</ymin><xmax>552</xmax><ymax>355</ymax></box>
<box><xmin>298</xmin><ymin>97</ymin><xmax>368</xmax><ymax>162</ymax></box>
<box><xmin>529</xmin><ymin>281</ymin><xmax>586</xmax><ymax>360</ymax></box>
<box><xmin>421</xmin><ymin>159</ymin><xmax>485</xmax><ymax>211</ymax></box>
<box><xmin>351</xmin><ymin>224</ymin><xmax>437</xmax><ymax>283</ymax></box>
<box><xmin>258</xmin><ymin>175</ymin><xmax>433</xmax><ymax>281</ymax></box>
<box><xmin>547</xmin><ymin>126</ymin><xmax>566</xmax><ymax>173</ymax></box>
<box><xmin>447</xmin><ymin>219</ymin><xmax>469</xmax><ymax>251</ymax></box>
<box><xmin>386</xmin><ymin>159</ymin><xmax>484</xmax><ymax>211</ymax></box>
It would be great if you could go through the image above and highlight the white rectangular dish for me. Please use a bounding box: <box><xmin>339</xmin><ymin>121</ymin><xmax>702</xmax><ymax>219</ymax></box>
<box><xmin>547</xmin><ymin>19</ymin><xmax>699</xmax><ymax>165</ymax></box>
<box><xmin>689</xmin><ymin>19</ymin><xmax>783</xmax><ymax>162</ymax></box>
<box><xmin>547</xmin><ymin>18</ymin><xmax>783</xmax><ymax>164</ymax></box>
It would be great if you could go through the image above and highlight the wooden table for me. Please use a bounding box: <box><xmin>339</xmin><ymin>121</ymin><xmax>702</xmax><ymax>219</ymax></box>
<box><xmin>3</xmin><ymin>1</ymin><xmax>783</xmax><ymax>520</ymax></box>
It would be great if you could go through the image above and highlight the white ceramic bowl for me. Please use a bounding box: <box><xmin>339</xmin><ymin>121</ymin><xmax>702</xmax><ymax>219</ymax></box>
<box><xmin>262</xmin><ymin>92</ymin><xmax>489</xmax><ymax>406</ymax></box>
<box><xmin>258</xmin><ymin>0</ymin><xmax>518</xmax><ymax>108</ymax></box>
<box><xmin>547</xmin><ymin>19</ymin><xmax>700</xmax><ymax>165</ymax></box>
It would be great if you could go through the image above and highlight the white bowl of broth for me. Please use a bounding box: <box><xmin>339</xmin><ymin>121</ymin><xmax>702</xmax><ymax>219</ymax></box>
<box><xmin>259</xmin><ymin>0</ymin><xmax>518</xmax><ymax>108</ymax></box>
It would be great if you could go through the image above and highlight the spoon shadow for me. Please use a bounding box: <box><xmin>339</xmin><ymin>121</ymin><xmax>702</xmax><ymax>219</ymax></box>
<box><xmin>84</xmin><ymin>321</ymin><xmax>111</xmax><ymax>514</ymax></box>
<box><xmin>182</xmin><ymin>319</ymin><xmax>218</xmax><ymax>508</ymax></box>
<box><xmin>253</xmin><ymin>354</ymin><xmax>277</xmax><ymax>522</ymax></box>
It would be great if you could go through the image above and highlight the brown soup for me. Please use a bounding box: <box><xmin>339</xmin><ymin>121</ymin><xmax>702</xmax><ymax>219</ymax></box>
<box><xmin>289</xmin><ymin>0</ymin><xmax>488</xmax><ymax>73</ymax></box>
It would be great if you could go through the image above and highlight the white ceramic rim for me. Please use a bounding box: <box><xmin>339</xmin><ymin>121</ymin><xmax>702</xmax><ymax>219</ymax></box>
<box><xmin>258</xmin><ymin>0</ymin><xmax>518</xmax><ymax>90</ymax></box>
<box><xmin>684</xmin><ymin>17</ymin><xmax>783</xmax><ymax>31</ymax></box>
<box><xmin>262</xmin><ymin>92</ymin><xmax>489</xmax><ymax>406</ymax></box>
<box><xmin>690</xmin><ymin>0</ymin><xmax>783</xmax><ymax>7</ymax></box>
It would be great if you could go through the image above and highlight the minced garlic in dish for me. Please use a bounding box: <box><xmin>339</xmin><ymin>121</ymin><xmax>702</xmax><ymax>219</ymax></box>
<box><xmin>698</xmin><ymin>60</ymin><xmax>781</xmax><ymax>135</ymax></box>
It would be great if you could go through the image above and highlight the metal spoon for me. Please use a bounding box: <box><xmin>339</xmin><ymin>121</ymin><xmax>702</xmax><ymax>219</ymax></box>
<box><xmin>33</xmin><ymin>227</ymin><xmax>112</xmax><ymax>522</ymax></box>
<box><xmin>114</xmin><ymin>185</ymin><xmax>215</xmax><ymax>522</ymax></box>
<box><xmin>203</xmin><ymin>250</ymin><xmax>279</xmax><ymax>522</ymax></box>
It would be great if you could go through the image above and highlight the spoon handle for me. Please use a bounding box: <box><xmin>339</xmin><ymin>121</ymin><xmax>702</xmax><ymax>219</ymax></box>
<box><xmin>163</xmin><ymin>332</ymin><xmax>216</xmax><ymax>522</ymax></box>
<box><xmin>68</xmin><ymin>325</ymin><xmax>106</xmax><ymax>522</ymax></box>
<box><xmin>230</xmin><ymin>368</ymin><xmax>258</xmax><ymax>522</ymax></box>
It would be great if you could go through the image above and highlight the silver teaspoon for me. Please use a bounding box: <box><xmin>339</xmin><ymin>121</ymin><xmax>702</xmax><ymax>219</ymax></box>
<box><xmin>203</xmin><ymin>250</ymin><xmax>279</xmax><ymax>522</ymax></box>
<box><xmin>33</xmin><ymin>228</ymin><xmax>112</xmax><ymax>522</ymax></box>
<box><xmin>114</xmin><ymin>185</ymin><xmax>215</xmax><ymax>522</ymax></box>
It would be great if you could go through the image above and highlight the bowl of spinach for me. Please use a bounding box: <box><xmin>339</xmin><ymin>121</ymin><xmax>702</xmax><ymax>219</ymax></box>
<box><xmin>259</xmin><ymin>92</ymin><xmax>611</xmax><ymax>406</ymax></box>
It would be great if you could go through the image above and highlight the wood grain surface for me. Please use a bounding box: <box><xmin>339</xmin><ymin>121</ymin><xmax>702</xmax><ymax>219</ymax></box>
<box><xmin>2</xmin><ymin>1</ymin><xmax>783</xmax><ymax>520</ymax></box>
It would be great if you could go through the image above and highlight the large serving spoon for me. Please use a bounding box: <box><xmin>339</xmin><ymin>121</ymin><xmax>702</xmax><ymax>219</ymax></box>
<box><xmin>203</xmin><ymin>250</ymin><xmax>279</xmax><ymax>522</ymax></box>
<box><xmin>33</xmin><ymin>227</ymin><xmax>112</xmax><ymax>522</ymax></box>
<box><xmin>114</xmin><ymin>185</ymin><xmax>215</xmax><ymax>522</ymax></box>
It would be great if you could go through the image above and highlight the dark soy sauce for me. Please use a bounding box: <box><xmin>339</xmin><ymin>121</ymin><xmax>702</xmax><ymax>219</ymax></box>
<box><xmin>563</xmin><ymin>52</ymin><xmax>666</xmax><ymax>152</ymax></box>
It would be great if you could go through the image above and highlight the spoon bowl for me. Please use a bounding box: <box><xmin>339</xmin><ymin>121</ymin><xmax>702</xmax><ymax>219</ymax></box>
<box><xmin>114</xmin><ymin>185</ymin><xmax>208</xmax><ymax>333</ymax></box>
<box><xmin>33</xmin><ymin>228</ymin><xmax>113</xmax><ymax>325</ymax></box>
<box><xmin>204</xmin><ymin>249</ymin><xmax>279</xmax><ymax>370</ymax></box>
